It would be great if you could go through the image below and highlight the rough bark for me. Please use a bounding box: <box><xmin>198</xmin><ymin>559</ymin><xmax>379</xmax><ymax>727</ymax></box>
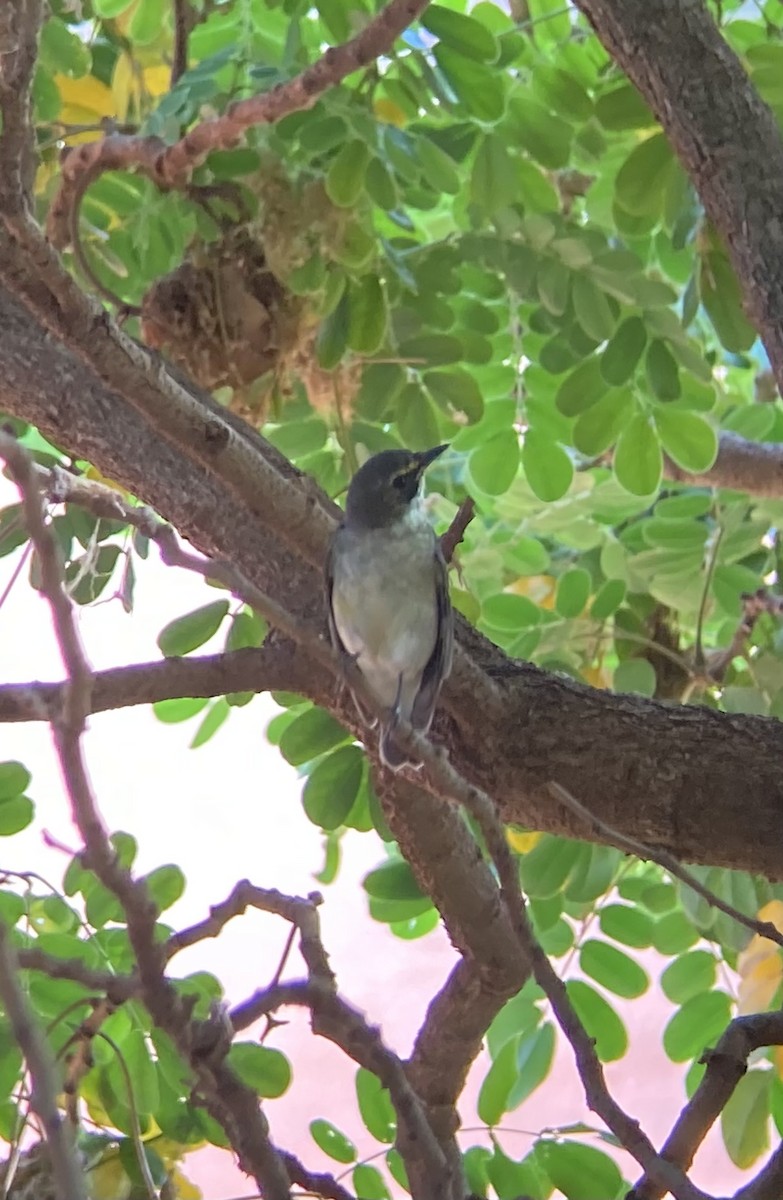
<box><xmin>574</xmin><ymin>0</ymin><xmax>783</xmax><ymax>392</ymax></box>
<box><xmin>4</xmin><ymin>283</ymin><xmax>783</xmax><ymax>881</ymax></box>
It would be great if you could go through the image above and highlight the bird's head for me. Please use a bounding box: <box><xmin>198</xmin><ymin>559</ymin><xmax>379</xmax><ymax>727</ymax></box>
<box><xmin>344</xmin><ymin>445</ymin><xmax>448</xmax><ymax>529</ymax></box>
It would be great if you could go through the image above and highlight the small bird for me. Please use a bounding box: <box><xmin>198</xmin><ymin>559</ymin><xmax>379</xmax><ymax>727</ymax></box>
<box><xmin>326</xmin><ymin>445</ymin><xmax>454</xmax><ymax>770</ymax></box>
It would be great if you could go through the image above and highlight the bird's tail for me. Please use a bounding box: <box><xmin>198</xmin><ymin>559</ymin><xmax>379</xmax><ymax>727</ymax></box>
<box><xmin>379</xmin><ymin>724</ymin><xmax>422</xmax><ymax>772</ymax></box>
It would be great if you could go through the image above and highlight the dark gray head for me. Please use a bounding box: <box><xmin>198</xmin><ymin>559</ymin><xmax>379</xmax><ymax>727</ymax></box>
<box><xmin>345</xmin><ymin>445</ymin><xmax>448</xmax><ymax>529</ymax></box>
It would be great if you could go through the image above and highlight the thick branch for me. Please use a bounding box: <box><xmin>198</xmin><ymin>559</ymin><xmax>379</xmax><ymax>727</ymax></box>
<box><xmin>573</xmin><ymin>0</ymin><xmax>783</xmax><ymax>392</ymax></box>
<box><xmin>664</xmin><ymin>433</ymin><xmax>783</xmax><ymax>497</ymax></box>
<box><xmin>4</xmin><ymin>283</ymin><xmax>783</xmax><ymax>882</ymax></box>
<box><xmin>0</xmin><ymin>0</ymin><xmax>43</xmax><ymax>210</ymax></box>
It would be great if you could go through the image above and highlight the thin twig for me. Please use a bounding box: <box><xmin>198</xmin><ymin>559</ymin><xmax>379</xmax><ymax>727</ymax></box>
<box><xmin>47</xmin><ymin>0</ymin><xmax>436</xmax><ymax>245</ymax></box>
<box><xmin>0</xmin><ymin>435</ymin><xmax>294</xmax><ymax>1200</ymax></box>
<box><xmin>549</xmin><ymin>780</ymin><xmax>783</xmax><ymax>949</ymax></box>
<box><xmin>279</xmin><ymin>1152</ymin><xmax>355</xmax><ymax>1200</ymax></box>
<box><xmin>440</xmin><ymin>496</ymin><xmax>475</xmax><ymax>564</ymax></box>
<box><xmin>631</xmin><ymin>1011</ymin><xmax>783</xmax><ymax>1200</ymax></box>
<box><xmin>171</xmin><ymin>0</ymin><xmax>192</xmax><ymax>86</ymax></box>
<box><xmin>96</xmin><ymin>1031</ymin><xmax>160</xmax><ymax>1200</ymax></box>
<box><xmin>230</xmin><ymin>979</ymin><xmax>449</xmax><ymax>1192</ymax></box>
<box><xmin>0</xmin><ymin>922</ymin><xmax>88</xmax><ymax>1200</ymax></box>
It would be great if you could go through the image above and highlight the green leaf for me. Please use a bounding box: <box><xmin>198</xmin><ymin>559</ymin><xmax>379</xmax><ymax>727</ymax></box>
<box><xmin>93</xmin><ymin>0</ymin><xmax>134</xmax><ymax>13</ymax></box>
<box><xmin>596</xmin><ymin>81</ymin><xmax>655</xmax><ymax>130</ymax></box>
<box><xmin>565</xmin><ymin>981</ymin><xmax>627</xmax><ymax>1062</ymax></box>
<box><xmin>653</xmin><ymin>911</ymin><xmax>700</xmax><ymax>956</ymax></box>
<box><xmin>397</xmin><ymin>333</ymin><xmax>462</xmax><ymax>367</ymax></box>
<box><xmin>522</xmin><ymin>431</ymin><xmax>573</xmax><ymax>502</ymax></box>
<box><xmin>645</xmin><ymin>339</ymin><xmax>681</xmax><ymax>401</ymax></box>
<box><xmin>660</xmin><ymin>950</ymin><xmax>717</xmax><ymax>1005</ymax></box>
<box><xmin>700</xmin><ymin>250</ymin><xmax>757</xmax><ymax>353</ymax></box>
<box><xmin>615</xmin><ymin>132</ymin><xmax>674</xmax><ymax>216</ymax></box>
<box><xmin>722</xmin><ymin>1070</ymin><xmax>771</xmax><ymax>1169</ymax></box>
<box><xmin>317</xmin><ymin>289</ymin><xmax>350</xmax><ymax>369</ymax></box>
<box><xmin>352</xmin><ymin>1164</ymin><xmax>391</xmax><ymax>1200</ymax></box>
<box><xmin>614</xmin><ymin>413</ymin><xmax>662</xmax><ymax>496</ymax></box>
<box><xmin>663</xmin><ymin>991</ymin><xmax>732</xmax><ymax>1062</ymax></box>
<box><xmin>533</xmin><ymin>65</ymin><xmax>593</xmax><ymax>121</ymax></box>
<box><xmin>571</xmin><ymin>275</ymin><xmax>616</xmax><ymax>343</ymax></box>
<box><xmin>654</xmin><ymin>408</ymin><xmax>718</xmax><ymax>473</ymax></box>
<box><xmin>538</xmin><ymin>1140</ymin><xmax>623</xmax><ymax>1200</ymax></box>
<box><xmin>39</xmin><ymin>18</ymin><xmax>92</xmax><ymax>78</ymax></box>
<box><xmin>229</xmin><ymin>1044</ymin><xmax>291</xmax><ymax>1098</ymax></box>
<box><xmin>153</xmin><ymin>697</ymin><xmax>209</xmax><ymax>724</ymax></box>
<box><xmin>478</xmin><ymin>1034</ymin><xmax>518</xmax><ymax>1125</ymax></box>
<box><xmin>356</xmin><ymin>1067</ymin><xmax>396</xmax><ymax>1142</ymax></box>
<box><xmin>470</xmin><ymin>133</ymin><xmax>518</xmax><ymax>213</ymax></box>
<box><xmin>397</xmin><ymin>382</ymin><xmax>441</xmax><ymax>450</ymax></box>
<box><xmin>580</xmin><ymin>940</ymin><xmax>649</xmax><ymax>998</ymax></box>
<box><xmin>433</xmin><ymin>45</ymin><xmax>506</xmax><ymax>123</ymax></box>
<box><xmin>157</xmin><ymin>601</ymin><xmax>230</xmax><ymax>657</ymax></box>
<box><xmin>468</xmin><ymin>430</ymin><xmax>519</xmax><ymax>496</ymax></box>
<box><xmin>0</xmin><ymin>795</ymin><xmax>34</xmax><ymax>836</ymax></box>
<box><xmin>143</xmin><ymin>864</ymin><xmax>185</xmax><ymax>913</ymax></box>
<box><xmin>590</xmin><ymin>579</ymin><xmax>626</xmax><ymax>620</ymax></box>
<box><xmin>309</xmin><ymin>1118</ymin><xmax>356</xmax><ymax>1163</ymax></box>
<box><xmin>510</xmin><ymin>97</ymin><xmax>572</xmax><ymax>169</ymax></box>
<box><xmin>537</xmin><ymin>257</ymin><xmax>570</xmax><ymax>316</ymax></box>
<box><xmin>0</xmin><ymin>762</ymin><xmax>31</xmax><ymax>801</ymax></box>
<box><xmin>573</xmin><ymin>390</ymin><xmax>633</xmax><ymax>457</ymax></box>
<box><xmin>128</xmin><ymin>0</ymin><xmax>165</xmax><ymax>42</ymax></box>
<box><xmin>507</xmin><ymin>1022</ymin><xmax>556</xmax><ymax>1107</ymax></box>
<box><xmin>555</xmin><ymin>568</ymin><xmax>591</xmax><ymax>618</ymax></box>
<box><xmin>613</xmin><ymin>658</ymin><xmax>657</xmax><ymax>697</ymax></box>
<box><xmin>302</xmin><ymin>746</ymin><xmax>364</xmax><ymax>831</ymax></box>
<box><xmin>555</xmin><ymin>359</ymin><xmax>607</xmax><ymax>418</ymax></box>
<box><xmin>424</xmin><ymin>368</ymin><xmax>483</xmax><ymax>424</ymax></box>
<box><xmin>191</xmin><ymin>696</ymin><xmax>233</xmax><ymax>742</ymax></box>
<box><xmin>416</xmin><ymin>136</ymin><xmax>461</xmax><ymax>195</ymax></box>
<box><xmin>347</xmin><ymin>275</ymin><xmax>387</xmax><ymax>355</ymax></box>
<box><xmin>600</xmin><ymin>316</ymin><xmax>647</xmax><ymax>386</ymax></box>
<box><xmin>278</xmin><ymin>706</ymin><xmax>349</xmax><ymax>766</ymax></box>
<box><xmin>326</xmin><ymin>140</ymin><xmax>370</xmax><ymax>207</ymax></box>
<box><xmin>421</xmin><ymin>5</ymin><xmax>498</xmax><ymax>61</ymax></box>
<box><xmin>599</xmin><ymin>903</ymin><xmax>654</xmax><ymax>948</ymax></box>
<box><xmin>519</xmin><ymin>835</ymin><xmax>583</xmax><ymax>899</ymax></box>
<box><xmin>364</xmin><ymin>860</ymin><xmax>424</xmax><ymax>902</ymax></box>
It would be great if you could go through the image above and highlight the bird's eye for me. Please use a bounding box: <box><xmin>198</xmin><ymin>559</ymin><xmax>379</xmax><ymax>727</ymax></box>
<box><xmin>392</xmin><ymin>474</ymin><xmax>407</xmax><ymax>490</ymax></box>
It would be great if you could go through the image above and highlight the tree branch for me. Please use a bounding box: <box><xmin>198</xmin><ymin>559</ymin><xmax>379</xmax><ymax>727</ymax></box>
<box><xmin>230</xmin><ymin>979</ymin><xmax>452</xmax><ymax>1198</ymax></box>
<box><xmin>0</xmin><ymin>0</ymin><xmax>44</xmax><ymax>210</ymax></box>
<box><xmin>549</xmin><ymin>781</ymin><xmax>783</xmax><ymax>950</ymax></box>
<box><xmin>4</xmin><ymin>282</ymin><xmax>783</xmax><ymax>882</ymax></box>
<box><xmin>46</xmin><ymin>0</ymin><xmax>434</xmax><ymax>248</ymax></box>
<box><xmin>572</xmin><ymin>0</ymin><xmax>783</xmax><ymax>392</ymax></box>
<box><xmin>0</xmin><ymin>646</ymin><xmax>305</xmax><ymax>723</ymax></box>
<box><xmin>664</xmin><ymin>433</ymin><xmax>783</xmax><ymax>498</ymax></box>
<box><xmin>0</xmin><ymin>922</ymin><xmax>88</xmax><ymax>1200</ymax></box>
<box><xmin>0</xmin><ymin>434</ymin><xmax>294</xmax><ymax>1200</ymax></box>
<box><xmin>632</xmin><ymin>1011</ymin><xmax>783</xmax><ymax>1200</ymax></box>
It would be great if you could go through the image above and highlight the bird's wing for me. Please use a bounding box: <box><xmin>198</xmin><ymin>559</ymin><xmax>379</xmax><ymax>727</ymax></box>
<box><xmin>325</xmin><ymin>526</ymin><xmax>377</xmax><ymax>727</ymax></box>
<box><xmin>324</xmin><ymin>530</ymin><xmax>344</xmax><ymax>655</ymax></box>
<box><xmin>411</xmin><ymin>542</ymin><xmax>453</xmax><ymax>732</ymax></box>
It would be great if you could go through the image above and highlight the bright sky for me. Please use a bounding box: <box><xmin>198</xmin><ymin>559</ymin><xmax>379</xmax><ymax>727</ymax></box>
<box><xmin>0</xmin><ymin>475</ymin><xmax>747</xmax><ymax>1198</ymax></box>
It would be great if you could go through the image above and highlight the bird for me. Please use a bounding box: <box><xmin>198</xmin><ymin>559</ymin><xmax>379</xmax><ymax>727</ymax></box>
<box><xmin>326</xmin><ymin>444</ymin><xmax>454</xmax><ymax>770</ymax></box>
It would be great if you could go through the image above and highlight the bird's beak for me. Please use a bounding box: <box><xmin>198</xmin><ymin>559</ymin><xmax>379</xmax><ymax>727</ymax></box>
<box><xmin>413</xmin><ymin>443</ymin><xmax>449</xmax><ymax>473</ymax></box>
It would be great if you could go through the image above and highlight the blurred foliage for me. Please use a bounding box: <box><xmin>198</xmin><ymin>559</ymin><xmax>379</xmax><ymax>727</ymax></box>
<box><xmin>4</xmin><ymin>0</ymin><xmax>783</xmax><ymax>1193</ymax></box>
